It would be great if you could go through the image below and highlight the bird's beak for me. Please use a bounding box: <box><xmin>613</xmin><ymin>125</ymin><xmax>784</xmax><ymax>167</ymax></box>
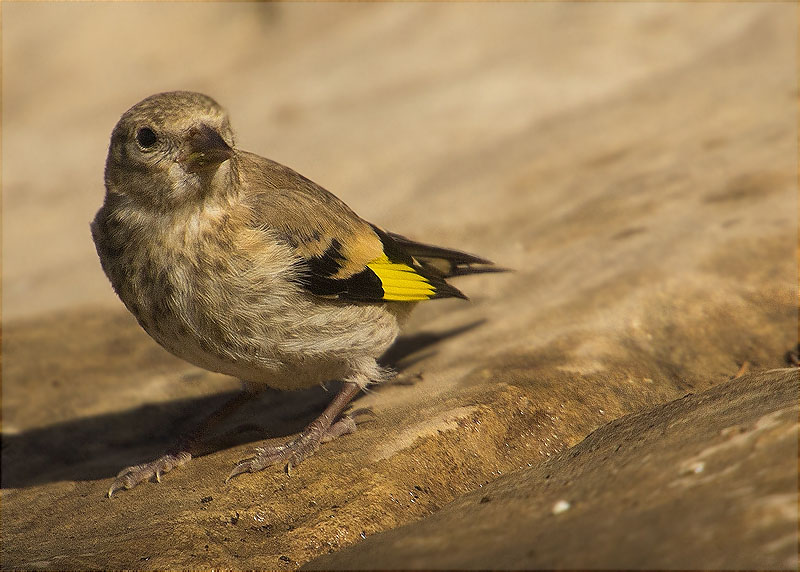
<box><xmin>179</xmin><ymin>124</ymin><xmax>233</xmax><ymax>173</ymax></box>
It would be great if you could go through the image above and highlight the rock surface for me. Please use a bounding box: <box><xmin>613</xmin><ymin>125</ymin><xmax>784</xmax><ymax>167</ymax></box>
<box><xmin>306</xmin><ymin>368</ymin><xmax>799</xmax><ymax>570</ymax></box>
<box><xmin>2</xmin><ymin>3</ymin><xmax>797</xmax><ymax>570</ymax></box>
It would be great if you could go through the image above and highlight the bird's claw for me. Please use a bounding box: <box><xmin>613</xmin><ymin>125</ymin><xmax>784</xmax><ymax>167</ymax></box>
<box><xmin>107</xmin><ymin>452</ymin><xmax>191</xmax><ymax>497</ymax></box>
<box><xmin>226</xmin><ymin>416</ymin><xmax>357</xmax><ymax>482</ymax></box>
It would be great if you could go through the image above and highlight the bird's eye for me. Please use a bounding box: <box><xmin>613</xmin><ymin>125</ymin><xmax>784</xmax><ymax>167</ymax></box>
<box><xmin>136</xmin><ymin>127</ymin><xmax>158</xmax><ymax>149</ymax></box>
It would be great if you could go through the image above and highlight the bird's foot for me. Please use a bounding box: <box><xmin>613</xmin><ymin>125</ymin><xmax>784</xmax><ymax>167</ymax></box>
<box><xmin>227</xmin><ymin>415</ymin><xmax>357</xmax><ymax>481</ymax></box>
<box><xmin>107</xmin><ymin>452</ymin><xmax>191</xmax><ymax>498</ymax></box>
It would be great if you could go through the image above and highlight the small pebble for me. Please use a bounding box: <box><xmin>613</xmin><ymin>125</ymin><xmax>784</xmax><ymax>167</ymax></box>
<box><xmin>552</xmin><ymin>499</ymin><xmax>571</xmax><ymax>515</ymax></box>
<box><xmin>688</xmin><ymin>461</ymin><xmax>705</xmax><ymax>474</ymax></box>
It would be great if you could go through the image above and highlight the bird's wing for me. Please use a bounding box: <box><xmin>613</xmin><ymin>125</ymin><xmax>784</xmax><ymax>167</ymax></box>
<box><xmin>291</xmin><ymin>223</ymin><xmax>470</xmax><ymax>302</ymax></box>
<box><xmin>241</xmin><ymin>152</ymin><xmax>469</xmax><ymax>303</ymax></box>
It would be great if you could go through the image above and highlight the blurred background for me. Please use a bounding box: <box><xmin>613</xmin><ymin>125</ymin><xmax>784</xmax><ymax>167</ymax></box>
<box><xmin>4</xmin><ymin>2</ymin><xmax>787</xmax><ymax>320</ymax></box>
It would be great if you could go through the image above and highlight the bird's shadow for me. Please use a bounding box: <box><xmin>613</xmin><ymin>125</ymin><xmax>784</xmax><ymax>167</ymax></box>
<box><xmin>1</xmin><ymin>321</ymin><xmax>483</xmax><ymax>489</ymax></box>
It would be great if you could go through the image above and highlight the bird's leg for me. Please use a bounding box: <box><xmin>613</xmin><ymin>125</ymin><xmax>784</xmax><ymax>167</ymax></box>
<box><xmin>108</xmin><ymin>389</ymin><xmax>255</xmax><ymax>497</ymax></box>
<box><xmin>228</xmin><ymin>381</ymin><xmax>361</xmax><ymax>481</ymax></box>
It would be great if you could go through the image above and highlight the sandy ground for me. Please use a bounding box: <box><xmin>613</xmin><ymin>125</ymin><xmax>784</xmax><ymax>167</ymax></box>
<box><xmin>2</xmin><ymin>3</ymin><xmax>797</xmax><ymax>570</ymax></box>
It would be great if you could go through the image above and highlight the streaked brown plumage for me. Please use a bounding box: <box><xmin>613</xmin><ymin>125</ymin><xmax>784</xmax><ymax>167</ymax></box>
<box><xmin>92</xmin><ymin>91</ymin><xmax>499</xmax><ymax>496</ymax></box>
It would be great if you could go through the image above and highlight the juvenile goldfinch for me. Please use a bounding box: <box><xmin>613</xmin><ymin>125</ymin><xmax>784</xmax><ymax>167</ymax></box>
<box><xmin>92</xmin><ymin>91</ymin><xmax>499</xmax><ymax>497</ymax></box>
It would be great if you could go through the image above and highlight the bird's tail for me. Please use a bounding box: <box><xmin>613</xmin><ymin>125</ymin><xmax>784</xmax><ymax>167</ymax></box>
<box><xmin>385</xmin><ymin>230</ymin><xmax>507</xmax><ymax>278</ymax></box>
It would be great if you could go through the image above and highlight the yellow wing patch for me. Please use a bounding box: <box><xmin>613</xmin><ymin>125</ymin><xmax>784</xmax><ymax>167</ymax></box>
<box><xmin>366</xmin><ymin>255</ymin><xmax>436</xmax><ymax>301</ymax></box>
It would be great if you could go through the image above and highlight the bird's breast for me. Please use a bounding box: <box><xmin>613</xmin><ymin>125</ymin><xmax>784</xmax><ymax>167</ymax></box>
<box><xmin>93</xmin><ymin>200</ymin><xmax>402</xmax><ymax>389</ymax></box>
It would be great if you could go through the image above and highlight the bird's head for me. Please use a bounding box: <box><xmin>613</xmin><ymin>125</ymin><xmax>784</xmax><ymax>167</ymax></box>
<box><xmin>104</xmin><ymin>91</ymin><xmax>236</xmax><ymax>211</ymax></box>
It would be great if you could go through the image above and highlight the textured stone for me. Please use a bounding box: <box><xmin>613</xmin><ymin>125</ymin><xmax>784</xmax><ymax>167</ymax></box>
<box><xmin>306</xmin><ymin>369</ymin><xmax>799</xmax><ymax>570</ymax></box>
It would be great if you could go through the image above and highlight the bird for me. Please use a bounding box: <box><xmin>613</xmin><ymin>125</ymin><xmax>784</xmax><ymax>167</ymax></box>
<box><xmin>92</xmin><ymin>91</ymin><xmax>500</xmax><ymax>497</ymax></box>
